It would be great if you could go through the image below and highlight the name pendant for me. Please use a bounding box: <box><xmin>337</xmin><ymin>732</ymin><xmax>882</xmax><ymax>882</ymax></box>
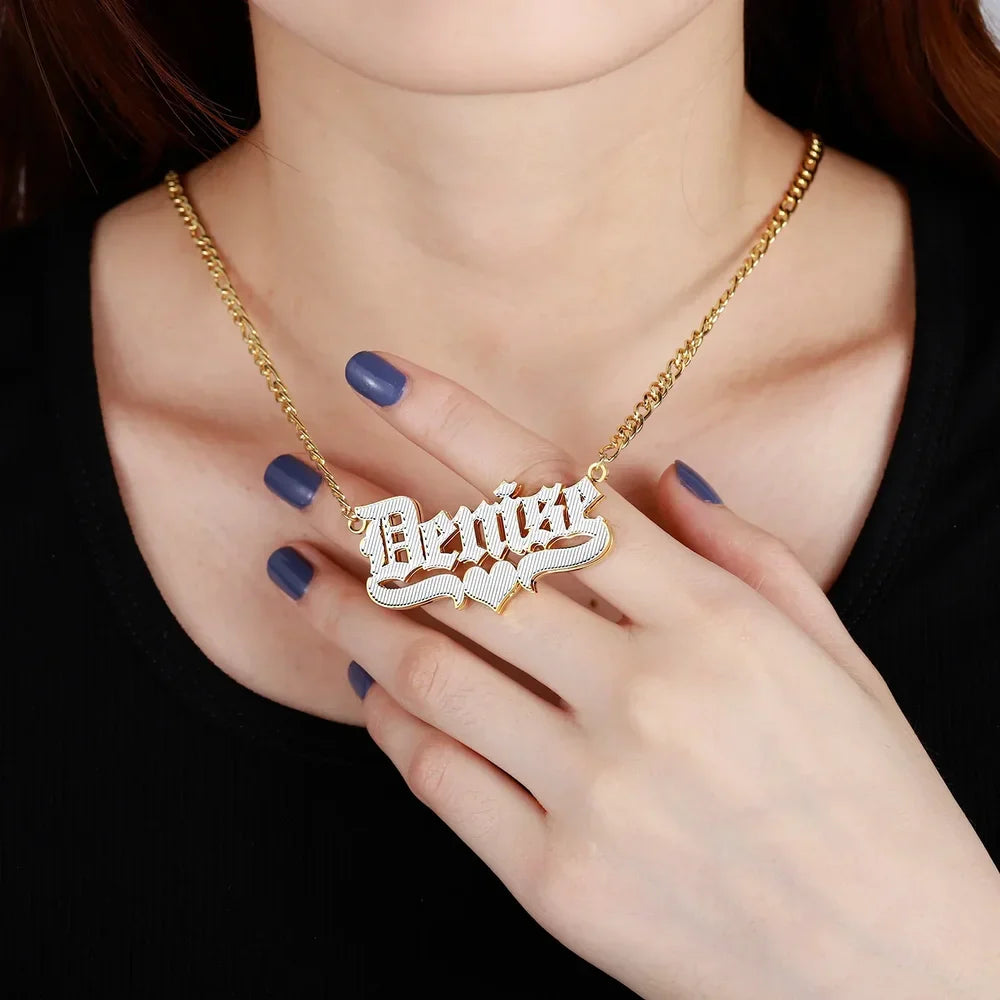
<box><xmin>355</xmin><ymin>475</ymin><xmax>613</xmax><ymax>614</ymax></box>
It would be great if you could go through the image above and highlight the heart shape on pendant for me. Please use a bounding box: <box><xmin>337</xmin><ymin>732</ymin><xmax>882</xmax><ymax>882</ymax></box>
<box><xmin>461</xmin><ymin>559</ymin><xmax>520</xmax><ymax>613</ymax></box>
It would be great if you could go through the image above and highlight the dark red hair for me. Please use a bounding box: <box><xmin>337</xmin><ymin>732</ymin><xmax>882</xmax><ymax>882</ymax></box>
<box><xmin>3</xmin><ymin>0</ymin><xmax>1000</xmax><ymax>227</ymax></box>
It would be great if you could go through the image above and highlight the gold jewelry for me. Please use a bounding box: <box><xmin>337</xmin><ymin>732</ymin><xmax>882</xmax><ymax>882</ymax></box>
<box><xmin>164</xmin><ymin>132</ymin><xmax>823</xmax><ymax>614</ymax></box>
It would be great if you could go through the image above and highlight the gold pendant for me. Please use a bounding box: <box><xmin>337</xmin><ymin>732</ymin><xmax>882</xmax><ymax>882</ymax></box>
<box><xmin>355</xmin><ymin>475</ymin><xmax>613</xmax><ymax>613</ymax></box>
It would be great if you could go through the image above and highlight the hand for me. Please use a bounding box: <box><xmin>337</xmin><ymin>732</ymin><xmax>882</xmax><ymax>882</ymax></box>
<box><xmin>267</xmin><ymin>352</ymin><xmax>1000</xmax><ymax>999</ymax></box>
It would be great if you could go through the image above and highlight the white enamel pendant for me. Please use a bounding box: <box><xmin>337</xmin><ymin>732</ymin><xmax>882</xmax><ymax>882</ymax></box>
<box><xmin>355</xmin><ymin>475</ymin><xmax>613</xmax><ymax>613</ymax></box>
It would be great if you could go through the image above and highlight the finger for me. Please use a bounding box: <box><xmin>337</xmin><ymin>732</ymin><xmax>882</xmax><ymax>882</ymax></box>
<box><xmin>363</xmin><ymin>683</ymin><xmax>546</xmax><ymax>901</ymax></box>
<box><xmin>267</xmin><ymin>540</ymin><xmax>584</xmax><ymax>806</ymax></box>
<box><xmin>656</xmin><ymin>459</ymin><xmax>899</xmax><ymax>706</ymax></box>
<box><xmin>264</xmin><ymin>453</ymin><xmax>629</xmax><ymax>714</ymax></box>
<box><xmin>342</xmin><ymin>351</ymin><xmax>712</xmax><ymax>626</ymax></box>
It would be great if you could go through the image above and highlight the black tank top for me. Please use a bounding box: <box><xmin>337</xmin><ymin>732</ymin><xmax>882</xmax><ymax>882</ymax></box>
<box><xmin>3</xmin><ymin>171</ymin><xmax>998</xmax><ymax>998</ymax></box>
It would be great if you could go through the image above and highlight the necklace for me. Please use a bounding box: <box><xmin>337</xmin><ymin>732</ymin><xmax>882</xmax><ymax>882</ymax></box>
<box><xmin>164</xmin><ymin>131</ymin><xmax>823</xmax><ymax>614</ymax></box>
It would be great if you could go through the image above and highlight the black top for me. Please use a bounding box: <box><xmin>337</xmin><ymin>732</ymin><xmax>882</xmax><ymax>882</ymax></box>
<box><xmin>4</xmin><ymin>172</ymin><xmax>999</xmax><ymax>999</ymax></box>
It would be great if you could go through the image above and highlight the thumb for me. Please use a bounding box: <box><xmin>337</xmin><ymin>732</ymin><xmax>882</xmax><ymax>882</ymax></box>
<box><xmin>656</xmin><ymin>460</ymin><xmax>889</xmax><ymax>700</ymax></box>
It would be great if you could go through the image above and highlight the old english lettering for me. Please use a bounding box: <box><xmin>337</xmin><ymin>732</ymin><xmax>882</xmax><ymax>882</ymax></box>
<box><xmin>355</xmin><ymin>476</ymin><xmax>613</xmax><ymax>613</ymax></box>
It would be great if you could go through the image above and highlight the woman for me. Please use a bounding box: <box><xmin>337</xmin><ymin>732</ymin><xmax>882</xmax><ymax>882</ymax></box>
<box><xmin>3</xmin><ymin>0</ymin><xmax>999</xmax><ymax>996</ymax></box>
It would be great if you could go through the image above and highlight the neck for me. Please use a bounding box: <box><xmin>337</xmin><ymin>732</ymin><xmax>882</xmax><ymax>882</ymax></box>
<box><xmin>200</xmin><ymin>1</ymin><xmax>802</xmax><ymax>368</ymax></box>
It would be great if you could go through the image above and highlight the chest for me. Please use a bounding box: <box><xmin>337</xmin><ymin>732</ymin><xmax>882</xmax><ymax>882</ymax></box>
<box><xmin>95</xmin><ymin>316</ymin><xmax>914</xmax><ymax>725</ymax></box>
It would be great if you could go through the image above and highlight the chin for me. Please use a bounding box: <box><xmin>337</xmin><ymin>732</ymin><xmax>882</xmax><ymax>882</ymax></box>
<box><xmin>250</xmin><ymin>0</ymin><xmax>714</xmax><ymax>94</ymax></box>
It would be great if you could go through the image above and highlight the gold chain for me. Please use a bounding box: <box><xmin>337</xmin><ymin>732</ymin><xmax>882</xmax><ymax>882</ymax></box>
<box><xmin>164</xmin><ymin>172</ymin><xmax>368</xmax><ymax>534</ymax></box>
<box><xmin>164</xmin><ymin>130</ymin><xmax>823</xmax><ymax>529</ymax></box>
<box><xmin>587</xmin><ymin>130</ymin><xmax>824</xmax><ymax>482</ymax></box>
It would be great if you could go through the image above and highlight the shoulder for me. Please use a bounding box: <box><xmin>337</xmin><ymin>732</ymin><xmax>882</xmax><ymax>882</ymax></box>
<box><xmin>89</xmin><ymin>180</ymin><xmax>211</xmax><ymax>393</ymax></box>
<box><xmin>1</xmin><ymin>173</ymin><xmax>192</xmax><ymax>344</ymax></box>
<box><xmin>2</xmin><ymin>196</ymin><xmax>109</xmax><ymax>431</ymax></box>
<box><xmin>0</xmin><ymin>206</ymin><xmax>100</xmax><ymax>550</ymax></box>
<box><xmin>1</xmin><ymin>212</ymin><xmax>80</xmax><ymax>463</ymax></box>
<box><xmin>903</xmin><ymin>163</ymin><xmax>1000</xmax><ymax>401</ymax></box>
<box><xmin>809</xmin><ymin>144</ymin><xmax>1000</xmax><ymax>391</ymax></box>
<box><xmin>895</xmin><ymin>162</ymin><xmax>1000</xmax><ymax>519</ymax></box>
<box><xmin>0</xmin><ymin>176</ymin><xmax>196</xmax><ymax>418</ymax></box>
<box><xmin>1</xmin><ymin>214</ymin><xmax>54</xmax><ymax>369</ymax></box>
<box><xmin>1</xmin><ymin>192</ymin><xmax>111</xmax><ymax>362</ymax></box>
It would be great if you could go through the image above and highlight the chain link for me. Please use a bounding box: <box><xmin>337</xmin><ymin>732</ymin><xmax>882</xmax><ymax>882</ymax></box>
<box><xmin>164</xmin><ymin>131</ymin><xmax>822</xmax><ymax>510</ymax></box>
<box><xmin>164</xmin><ymin>172</ymin><xmax>368</xmax><ymax>534</ymax></box>
<box><xmin>588</xmin><ymin>131</ymin><xmax>824</xmax><ymax>480</ymax></box>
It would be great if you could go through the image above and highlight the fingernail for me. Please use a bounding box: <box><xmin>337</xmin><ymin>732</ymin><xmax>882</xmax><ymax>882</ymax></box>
<box><xmin>267</xmin><ymin>546</ymin><xmax>315</xmax><ymax>600</ymax></box>
<box><xmin>675</xmin><ymin>460</ymin><xmax>724</xmax><ymax>504</ymax></box>
<box><xmin>348</xmin><ymin>660</ymin><xmax>374</xmax><ymax>700</ymax></box>
<box><xmin>345</xmin><ymin>351</ymin><xmax>407</xmax><ymax>407</ymax></box>
<box><xmin>264</xmin><ymin>454</ymin><xmax>323</xmax><ymax>509</ymax></box>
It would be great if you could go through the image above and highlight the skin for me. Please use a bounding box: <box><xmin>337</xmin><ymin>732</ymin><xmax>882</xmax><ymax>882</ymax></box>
<box><xmin>85</xmin><ymin>0</ymin><xmax>1000</xmax><ymax>994</ymax></box>
<box><xmin>289</xmin><ymin>354</ymin><xmax>1000</xmax><ymax>998</ymax></box>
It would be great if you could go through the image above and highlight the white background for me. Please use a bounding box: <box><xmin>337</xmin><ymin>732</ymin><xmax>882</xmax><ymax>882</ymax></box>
<box><xmin>986</xmin><ymin>0</ymin><xmax>1000</xmax><ymax>34</ymax></box>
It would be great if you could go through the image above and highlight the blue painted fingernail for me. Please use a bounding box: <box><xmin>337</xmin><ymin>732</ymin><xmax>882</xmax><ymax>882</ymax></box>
<box><xmin>675</xmin><ymin>460</ymin><xmax>724</xmax><ymax>504</ymax></box>
<box><xmin>264</xmin><ymin>454</ymin><xmax>323</xmax><ymax>509</ymax></box>
<box><xmin>345</xmin><ymin>351</ymin><xmax>407</xmax><ymax>407</ymax></box>
<box><xmin>348</xmin><ymin>661</ymin><xmax>374</xmax><ymax>700</ymax></box>
<box><xmin>267</xmin><ymin>546</ymin><xmax>314</xmax><ymax>600</ymax></box>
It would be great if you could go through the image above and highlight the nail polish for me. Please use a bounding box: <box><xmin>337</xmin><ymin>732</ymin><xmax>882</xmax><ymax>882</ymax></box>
<box><xmin>348</xmin><ymin>661</ymin><xmax>374</xmax><ymax>700</ymax></box>
<box><xmin>264</xmin><ymin>454</ymin><xmax>323</xmax><ymax>509</ymax></box>
<box><xmin>345</xmin><ymin>351</ymin><xmax>407</xmax><ymax>407</ymax></box>
<box><xmin>266</xmin><ymin>547</ymin><xmax>315</xmax><ymax>600</ymax></box>
<box><xmin>675</xmin><ymin>460</ymin><xmax>724</xmax><ymax>504</ymax></box>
